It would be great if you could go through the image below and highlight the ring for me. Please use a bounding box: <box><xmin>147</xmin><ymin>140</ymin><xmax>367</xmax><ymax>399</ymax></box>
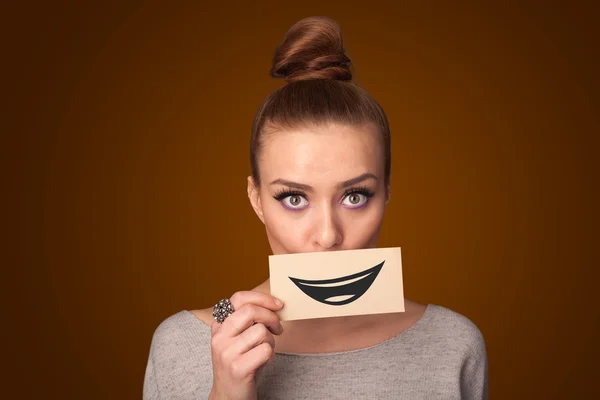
<box><xmin>213</xmin><ymin>298</ymin><xmax>234</xmax><ymax>323</ymax></box>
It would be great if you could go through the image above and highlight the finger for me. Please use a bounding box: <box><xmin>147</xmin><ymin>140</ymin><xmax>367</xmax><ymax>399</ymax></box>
<box><xmin>229</xmin><ymin>291</ymin><xmax>284</xmax><ymax>313</ymax></box>
<box><xmin>223</xmin><ymin>323</ymin><xmax>276</xmax><ymax>358</ymax></box>
<box><xmin>219</xmin><ymin>304</ymin><xmax>284</xmax><ymax>338</ymax></box>
<box><xmin>231</xmin><ymin>342</ymin><xmax>275</xmax><ymax>379</ymax></box>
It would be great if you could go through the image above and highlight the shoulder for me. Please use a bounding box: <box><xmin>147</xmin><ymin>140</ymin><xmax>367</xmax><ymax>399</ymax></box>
<box><xmin>150</xmin><ymin>310</ymin><xmax>212</xmax><ymax>349</ymax></box>
<box><xmin>188</xmin><ymin>307</ymin><xmax>215</xmax><ymax>325</ymax></box>
<box><xmin>423</xmin><ymin>304</ymin><xmax>487</xmax><ymax>358</ymax></box>
<box><xmin>424</xmin><ymin>305</ymin><xmax>488</xmax><ymax>397</ymax></box>
<box><xmin>145</xmin><ymin>310</ymin><xmax>214</xmax><ymax>398</ymax></box>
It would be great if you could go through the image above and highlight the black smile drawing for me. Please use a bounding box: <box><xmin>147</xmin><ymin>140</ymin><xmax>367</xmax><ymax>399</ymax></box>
<box><xmin>288</xmin><ymin>261</ymin><xmax>384</xmax><ymax>306</ymax></box>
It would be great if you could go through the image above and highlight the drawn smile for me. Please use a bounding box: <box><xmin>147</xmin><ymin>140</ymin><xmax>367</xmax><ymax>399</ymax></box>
<box><xmin>288</xmin><ymin>261</ymin><xmax>384</xmax><ymax>305</ymax></box>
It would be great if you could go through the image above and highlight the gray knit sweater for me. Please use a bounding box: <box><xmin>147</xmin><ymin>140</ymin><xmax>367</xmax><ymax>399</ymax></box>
<box><xmin>143</xmin><ymin>304</ymin><xmax>488</xmax><ymax>399</ymax></box>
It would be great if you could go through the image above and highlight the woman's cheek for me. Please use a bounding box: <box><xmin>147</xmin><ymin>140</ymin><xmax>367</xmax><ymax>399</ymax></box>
<box><xmin>348</xmin><ymin>209</ymin><xmax>384</xmax><ymax>245</ymax></box>
<box><xmin>265</xmin><ymin>209</ymin><xmax>303</xmax><ymax>249</ymax></box>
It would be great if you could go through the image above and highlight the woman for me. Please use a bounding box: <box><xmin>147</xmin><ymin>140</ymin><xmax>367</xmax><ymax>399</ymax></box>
<box><xmin>144</xmin><ymin>16</ymin><xmax>488</xmax><ymax>400</ymax></box>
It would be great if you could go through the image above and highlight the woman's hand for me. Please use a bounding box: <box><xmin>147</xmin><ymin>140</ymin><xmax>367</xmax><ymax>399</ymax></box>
<box><xmin>208</xmin><ymin>291</ymin><xmax>284</xmax><ymax>400</ymax></box>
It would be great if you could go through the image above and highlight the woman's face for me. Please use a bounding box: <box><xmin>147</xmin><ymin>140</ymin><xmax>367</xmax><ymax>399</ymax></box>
<box><xmin>248</xmin><ymin>123</ymin><xmax>389</xmax><ymax>255</ymax></box>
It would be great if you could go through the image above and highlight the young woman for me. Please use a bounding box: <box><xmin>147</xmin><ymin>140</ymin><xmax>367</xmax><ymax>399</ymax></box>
<box><xmin>144</xmin><ymin>16</ymin><xmax>488</xmax><ymax>400</ymax></box>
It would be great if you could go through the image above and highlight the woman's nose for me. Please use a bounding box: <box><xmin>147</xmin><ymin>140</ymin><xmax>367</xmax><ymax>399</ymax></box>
<box><xmin>313</xmin><ymin>206</ymin><xmax>342</xmax><ymax>250</ymax></box>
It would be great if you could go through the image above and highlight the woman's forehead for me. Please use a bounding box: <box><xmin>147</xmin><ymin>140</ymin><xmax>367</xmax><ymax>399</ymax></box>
<box><xmin>259</xmin><ymin>124</ymin><xmax>384</xmax><ymax>184</ymax></box>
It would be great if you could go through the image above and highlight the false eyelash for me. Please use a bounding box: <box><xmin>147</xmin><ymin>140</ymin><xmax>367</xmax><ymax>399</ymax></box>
<box><xmin>344</xmin><ymin>186</ymin><xmax>375</xmax><ymax>198</ymax></box>
<box><xmin>273</xmin><ymin>189</ymin><xmax>306</xmax><ymax>201</ymax></box>
<box><xmin>273</xmin><ymin>187</ymin><xmax>375</xmax><ymax>202</ymax></box>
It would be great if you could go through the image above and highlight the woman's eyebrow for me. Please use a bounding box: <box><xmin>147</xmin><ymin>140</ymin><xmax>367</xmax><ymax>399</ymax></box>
<box><xmin>269</xmin><ymin>173</ymin><xmax>378</xmax><ymax>191</ymax></box>
<box><xmin>269</xmin><ymin>179</ymin><xmax>313</xmax><ymax>191</ymax></box>
<box><xmin>338</xmin><ymin>173</ymin><xmax>378</xmax><ymax>189</ymax></box>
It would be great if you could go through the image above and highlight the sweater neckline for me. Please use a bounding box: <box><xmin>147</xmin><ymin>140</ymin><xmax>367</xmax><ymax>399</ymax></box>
<box><xmin>183</xmin><ymin>304</ymin><xmax>435</xmax><ymax>357</ymax></box>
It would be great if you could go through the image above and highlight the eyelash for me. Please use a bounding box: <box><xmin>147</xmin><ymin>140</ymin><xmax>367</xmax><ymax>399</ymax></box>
<box><xmin>272</xmin><ymin>186</ymin><xmax>376</xmax><ymax>202</ymax></box>
<box><xmin>273</xmin><ymin>189</ymin><xmax>305</xmax><ymax>201</ymax></box>
<box><xmin>343</xmin><ymin>186</ymin><xmax>376</xmax><ymax>199</ymax></box>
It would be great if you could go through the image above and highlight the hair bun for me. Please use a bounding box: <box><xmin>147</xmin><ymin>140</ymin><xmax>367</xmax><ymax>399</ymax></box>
<box><xmin>270</xmin><ymin>16</ymin><xmax>352</xmax><ymax>82</ymax></box>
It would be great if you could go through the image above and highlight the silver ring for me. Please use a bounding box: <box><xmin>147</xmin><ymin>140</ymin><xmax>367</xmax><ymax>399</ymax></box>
<box><xmin>213</xmin><ymin>298</ymin><xmax>234</xmax><ymax>323</ymax></box>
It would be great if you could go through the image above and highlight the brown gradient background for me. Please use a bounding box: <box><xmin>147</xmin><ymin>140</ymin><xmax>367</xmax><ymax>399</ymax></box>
<box><xmin>4</xmin><ymin>1</ymin><xmax>598</xmax><ymax>399</ymax></box>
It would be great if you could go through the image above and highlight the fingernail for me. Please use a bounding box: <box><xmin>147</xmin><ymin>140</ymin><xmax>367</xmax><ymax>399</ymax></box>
<box><xmin>275</xmin><ymin>298</ymin><xmax>283</xmax><ymax>307</ymax></box>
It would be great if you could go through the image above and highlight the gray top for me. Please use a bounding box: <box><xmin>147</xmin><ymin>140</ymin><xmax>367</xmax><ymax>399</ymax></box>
<box><xmin>143</xmin><ymin>304</ymin><xmax>488</xmax><ymax>399</ymax></box>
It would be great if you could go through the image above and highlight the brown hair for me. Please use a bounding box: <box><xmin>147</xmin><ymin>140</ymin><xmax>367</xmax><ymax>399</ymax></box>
<box><xmin>250</xmin><ymin>16</ymin><xmax>391</xmax><ymax>187</ymax></box>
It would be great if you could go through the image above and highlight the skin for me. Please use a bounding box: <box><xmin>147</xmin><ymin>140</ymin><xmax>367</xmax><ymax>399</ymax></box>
<box><xmin>199</xmin><ymin>122</ymin><xmax>427</xmax><ymax>399</ymax></box>
<box><xmin>248</xmin><ymin>122</ymin><xmax>389</xmax><ymax>254</ymax></box>
<box><xmin>246</xmin><ymin>122</ymin><xmax>425</xmax><ymax>350</ymax></box>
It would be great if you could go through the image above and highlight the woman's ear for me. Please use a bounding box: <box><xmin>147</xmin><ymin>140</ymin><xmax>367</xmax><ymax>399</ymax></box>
<box><xmin>247</xmin><ymin>176</ymin><xmax>265</xmax><ymax>224</ymax></box>
<box><xmin>385</xmin><ymin>175</ymin><xmax>391</xmax><ymax>205</ymax></box>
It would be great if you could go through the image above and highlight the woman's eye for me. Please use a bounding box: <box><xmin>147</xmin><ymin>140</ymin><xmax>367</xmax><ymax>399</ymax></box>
<box><xmin>342</xmin><ymin>193</ymin><xmax>368</xmax><ymax>207</ymax></box>
<box><xmin>283</xmin><ymin>195</ymin><xmax>308</xmax><ymax>209</ymax></box>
